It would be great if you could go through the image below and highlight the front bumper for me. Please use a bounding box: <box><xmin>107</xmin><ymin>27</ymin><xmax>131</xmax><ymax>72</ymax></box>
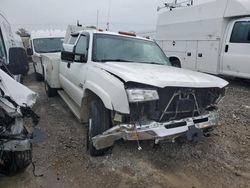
<box><xmin>92</xmin><ymin>111</ymin><xmax>219</xmax><ymax>150</ymax></box>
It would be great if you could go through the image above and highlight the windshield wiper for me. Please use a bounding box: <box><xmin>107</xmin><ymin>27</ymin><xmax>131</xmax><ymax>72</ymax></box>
<box><xmin>37</xmin><ymin>50</ymin><xmax>60</xmax><ymax>53</ymax></box>
<box><xmin>141</xmin><ymin>61</ymin><xmax>163</xmax><ymax>65</ymax></box>
<box><xmin>98</xmin><ymin>59</ymin><xmax>133</xmax><ymax>62</ymax></box>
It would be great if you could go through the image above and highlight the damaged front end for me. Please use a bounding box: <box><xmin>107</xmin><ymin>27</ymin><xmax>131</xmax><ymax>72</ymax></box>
<box><xmin>0</xmin><ymin>69</ymin><xmax>38</xmax><ymax>175</ymax></box>
<box><xmin>93</xmin><ymin>83</ymin><xmax>226</xmax><ymax>150</ymax></box>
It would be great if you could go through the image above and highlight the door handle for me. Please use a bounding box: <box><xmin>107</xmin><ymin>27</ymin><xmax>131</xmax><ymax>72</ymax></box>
<box><xmin>187</xmin><ymin>52</ymin><xmax>191</xmax><ymax>56</ymax></box>
<box><xmin>198</xmin><ymin>53</ymin><xmax>203</xmax><ymax>57</ymax></box>
<box><xmin>225</xmin><ymin>45</ymin><xmax>229</xmax><ymax>53</ymax></box>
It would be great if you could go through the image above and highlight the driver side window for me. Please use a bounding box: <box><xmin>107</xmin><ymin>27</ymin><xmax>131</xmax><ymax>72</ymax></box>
<box><xmin>74</xmin><ymin>35</ymin><xmax>88</xmax><ymax>62</ymax></box>
<box><xmin>230</xmin><ymin>21</ymin><xmax>250</xmax><ymax>43</ymax></box>
<box><xmin>75</xmin><ymin>35</ymin><xmax>88</xmax><ymax>55</ymax></box>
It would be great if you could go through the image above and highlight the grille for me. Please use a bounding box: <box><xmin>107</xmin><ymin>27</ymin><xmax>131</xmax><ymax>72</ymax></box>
<box><xmin>150</xmin><ymin>87</ymin><xmax>219</xmax><ymax>122</ymax></box>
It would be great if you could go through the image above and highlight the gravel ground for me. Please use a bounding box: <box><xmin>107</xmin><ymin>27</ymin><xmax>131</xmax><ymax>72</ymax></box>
<box><xmin>0</xmin><ymin>69</ymin><xmax>249</xmax><ymax>188</ymax></box>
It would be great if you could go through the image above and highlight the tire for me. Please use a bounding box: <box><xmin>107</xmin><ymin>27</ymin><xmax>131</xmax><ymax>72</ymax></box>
<box><xmin>33</xmin><ymin>63</ymin><xmax>44</xmax><ymax>82</ymax></box>
<box><xmin>0</xmin><ymin>150</ymin><xmax>32</xmax><ymax>176</ymax></box>
<box><xmin>87</xmin><ymin>99</ymin><xmax>111</xmax><ymax>156</ymax></box>
<box><xmin>35</xmin><ymin>72</ymin><xmax>44</xmax><ymax>82</ymax></box>
<box><xmin>45</xmin><ymin>82</ymin><xmax>57</xmax><ymax>97</ymax></box>
<box><xmin>171</xmin><ymin>60</ymin><xmax>181</xmax><ymax>68</ymax></box>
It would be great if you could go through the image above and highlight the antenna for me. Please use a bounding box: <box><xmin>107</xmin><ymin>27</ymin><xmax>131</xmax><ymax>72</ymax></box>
<box><xmin>96</xmin><ymin>10</ymin><xmax>99</xmax><ymax>28</ymax></box>
<box><xmin>157</xmin><ymin>0</ymin><xmax>193</xmax><ymax>12</ymax></box>
<box><xmin>106</xmin><ymin>0</ymin><xmax>111</xmax><ymax>31</ymax></box>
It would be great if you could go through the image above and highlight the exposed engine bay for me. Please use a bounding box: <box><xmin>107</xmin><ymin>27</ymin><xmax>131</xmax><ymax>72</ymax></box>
<box><xmin>0</xmin><ymin>69</ymin><xmax>38</xmax><ymax>175</ymax></box>
<box><xmin>128</xmin><ymin>86</ymin><xmax>225</xmax><ymax>123</ymax></box>
<box><xmin>92</xmin><ymin>82</ymin><xmax>226</xmax><ymax>150</ymax></box>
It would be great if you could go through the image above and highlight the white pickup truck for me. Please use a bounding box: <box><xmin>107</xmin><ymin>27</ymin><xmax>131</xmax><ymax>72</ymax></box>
<box><xmin>43</xmin><ymin>27</ymin><xmax>228</xmax><ymax>156</ymax></box>
<box><xmin>27</xmin><ymin>30</ymin><xmax>65</xmax><ymax>81</ymax></box>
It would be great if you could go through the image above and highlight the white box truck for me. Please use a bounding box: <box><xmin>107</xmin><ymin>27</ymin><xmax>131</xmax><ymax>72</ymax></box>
<box><xmin>156</xmin><ymin>0</ymin><xmax>250</xmax><ymax>79</ymax></box>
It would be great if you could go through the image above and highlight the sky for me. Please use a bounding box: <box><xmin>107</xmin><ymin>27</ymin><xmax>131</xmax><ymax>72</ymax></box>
<box><xmin>0</xmin><ymin>0</ymin><xmax>212</xmax><ymax>33</ymax></box>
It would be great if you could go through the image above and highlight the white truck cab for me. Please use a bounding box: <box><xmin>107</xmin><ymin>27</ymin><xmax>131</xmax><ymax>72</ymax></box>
<box><xmin>44</xmin><ymin>26</ymin><xmax>228</xmax><ymax>156</ymax></box>
<box><xmin>28</xmin><ymin>30</ymin><xmax>65</xmax><ymax>81</ymax></box>
<box><xmin>156</xmin><ymin>0</ymin><xmax>250</xmax><ymax>79</ymax></box>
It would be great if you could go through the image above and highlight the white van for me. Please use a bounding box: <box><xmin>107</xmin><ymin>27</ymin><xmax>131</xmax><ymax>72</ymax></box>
<box><xmin>156</xmin><ymin>0</ymin><xmax>250</xmax><ymax>79</ymax></box>
<box><xmin>0</xmin><ymin>13</ymin><xmax>29</xmax><ymax>82</ymax></box>
<box><xmin>28</xmin><ymin>30</ymin><xmax>65</xmax><ymax>80</ymax></box>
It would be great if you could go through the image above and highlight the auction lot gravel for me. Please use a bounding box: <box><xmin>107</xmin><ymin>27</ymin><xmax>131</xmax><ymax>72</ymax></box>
<box><xmin>0</xmin><ymin>69</ymin><xmax>249</xmax><ymax>188</ymax></box>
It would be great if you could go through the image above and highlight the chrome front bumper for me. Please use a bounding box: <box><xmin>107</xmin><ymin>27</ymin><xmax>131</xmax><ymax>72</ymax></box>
<box><xmin>92</xmin><ymin>112</ymin><xmax>219</xmax><ymax>150</ymax></box>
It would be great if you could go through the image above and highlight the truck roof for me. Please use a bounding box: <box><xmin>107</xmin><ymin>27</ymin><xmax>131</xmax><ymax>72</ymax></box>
<box><xmin>31</xmin><ymin>29</ymin><xmax>65</xmax><ymax>39</ymax></box>
<box><xmin>158</xmin><ymin>0</ymin><xmax>250</xmax><ymax>26</ymax></box>
<box><xmin>64</xmin><ymin>25</ymin><xmax>153</xmax><ymax>43</ymax></box>
<box><xmin>77</xmin><ymin>29</ymin><xmax>154</xmax><ymax>41</ymax></box>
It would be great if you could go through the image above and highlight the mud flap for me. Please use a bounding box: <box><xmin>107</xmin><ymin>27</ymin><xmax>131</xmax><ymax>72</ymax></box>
<box><xmin>186</xmin><ymin>125</ymin><xmax>203</xmax><ymax>142</ymax></box>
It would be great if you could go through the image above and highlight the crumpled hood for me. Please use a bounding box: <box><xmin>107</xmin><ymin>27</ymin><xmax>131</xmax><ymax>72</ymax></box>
<box><xmin>93</xmin><ymin>62</ymin><xmax>228</xmax><ymax>88</ymax></box>
<box><xmin>0</xmin><ymin>69</ymin><xmax>37</xmax><ymax>107</ymax></box>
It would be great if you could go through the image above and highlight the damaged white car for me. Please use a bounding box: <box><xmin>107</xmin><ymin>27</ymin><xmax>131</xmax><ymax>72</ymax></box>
<box><xmin>0</xmin><ymin>68</ymin><xmax>38</xmax><ymax>175</ymax></box>
<box><xmin>44</xmin><ymin>28</ymin><xmax>228</xmax><ymax>156</ymax></box>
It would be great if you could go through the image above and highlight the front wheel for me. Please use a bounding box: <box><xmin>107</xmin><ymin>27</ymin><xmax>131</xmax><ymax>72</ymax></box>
<box><xmin>87</xmin><ymin>99</ymin><xmax>111</xmax><ymax>156</ymax></box>
<box><xmin>171</xmin><ymin>59</ymin><xmax>181</xmax><ymax>68</ymax></box>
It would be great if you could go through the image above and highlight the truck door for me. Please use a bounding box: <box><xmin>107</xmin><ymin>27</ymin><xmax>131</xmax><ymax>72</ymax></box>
<box><xmin>196</xmin><ymin>41</ymin><xmax>220</xmax><ymax>74</ymax></box>
<box><xmin>60</xmin><ymin>34</ymin><xmax>89</xmax><ymax>105</ymax></box>
<box><xmin>222</xmin><ymin>20</ymin><xmax>250</xmax><ymax>79</ymax></box>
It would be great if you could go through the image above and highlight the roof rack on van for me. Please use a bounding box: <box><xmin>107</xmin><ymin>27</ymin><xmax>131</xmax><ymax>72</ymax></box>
<box><xmin>157</xmin><ymin>0</ymin><xmax>193</xmax><ymax>11</ymax></box>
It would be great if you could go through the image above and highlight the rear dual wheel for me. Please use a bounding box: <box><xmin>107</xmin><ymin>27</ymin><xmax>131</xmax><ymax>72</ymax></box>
<box><xmin>45</xmin><ymin>82</ymin><xmax>57</xmax><ymax>97</ymax></box>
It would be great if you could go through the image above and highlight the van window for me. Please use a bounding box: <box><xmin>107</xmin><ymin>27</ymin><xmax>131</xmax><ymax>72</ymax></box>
<box><xmin>230</xmin><ymin>21</ymin><xmax>250</xmax><ymax>43</ymax></box>
<box><xmin>0</xmin><ymin>29</ymin><xmax>6</xmax><ymax>60</ymax></box>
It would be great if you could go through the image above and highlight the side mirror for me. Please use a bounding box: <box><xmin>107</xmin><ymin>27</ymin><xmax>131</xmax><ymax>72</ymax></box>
<box><xmin>7</xmin><ymin>47</ymin><xmax>29</xmax><ymax>75</ymax></box>
<box><xmin>74</xmin><ymin>54</ymin><xmax>87</xmax><ymax>63</ymax></box>
<box><xmin>61</xmin><ymin>44</ymin><xmax>75</xmax><ymax>62</ymax></box>
<box><xmin>27</xmin><ymin>48</ymin><xmax>33</xmax><ymax>56</ymax></box>
<box><xmin>61</xmin><ymin>51</ymin><xmax>75</xmax><ymax>62</ymax></box>
<box><xmin>61</xmin><ymin>43</ymin><xmax>87</xmax><ymax>63</ymax></box>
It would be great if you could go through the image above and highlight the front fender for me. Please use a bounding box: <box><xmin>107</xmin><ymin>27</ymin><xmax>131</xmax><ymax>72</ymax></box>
<box><xmin>84</xmin><ymin>66</ymin><xmax>130</xmax><ymax>114</ymax></box>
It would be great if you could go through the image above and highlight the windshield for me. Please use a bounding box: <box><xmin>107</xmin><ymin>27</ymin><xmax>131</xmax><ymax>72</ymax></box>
<box><xmin>33</xmin><ymin>37</ymin><xmax>64</xmax><ymax>53</ymax></box>
<box><xmin>92</xmin><ymin>34</ymin><xmax>171</xmax><ymax>65</ymax></box>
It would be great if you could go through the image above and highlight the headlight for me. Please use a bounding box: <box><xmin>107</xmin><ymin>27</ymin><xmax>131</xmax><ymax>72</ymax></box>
<box><xmin>126</xmin><ymin>89</ymin><xmax>159</xmax><ymax>103</ymax></box>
